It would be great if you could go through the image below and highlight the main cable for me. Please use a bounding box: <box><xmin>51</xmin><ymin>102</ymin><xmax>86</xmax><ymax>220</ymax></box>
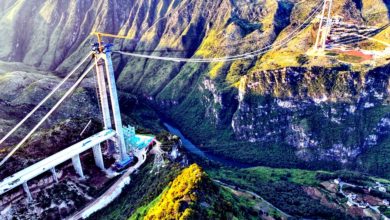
<box><xmin>114</xmin><ymin>0</ymin><xmax>324</xmax><ymax>63</ymax></box>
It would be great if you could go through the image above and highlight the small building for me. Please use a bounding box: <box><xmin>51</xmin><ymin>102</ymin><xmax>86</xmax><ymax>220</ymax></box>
<box><xmin>383</xmin><ymin>199</ymin><xmax>389</xmax><ymax>206</ymax></box>
<box><xmin>123</xmin><ymin>125</ymin><xmax>156</xmax><ymax>152</ymax></box>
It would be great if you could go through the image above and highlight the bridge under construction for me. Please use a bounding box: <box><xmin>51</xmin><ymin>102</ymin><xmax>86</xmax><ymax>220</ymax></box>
<box><xmin>0</xmin><ymin>0</ymin><xmax>389</xmax><ymax>211</ymax></box>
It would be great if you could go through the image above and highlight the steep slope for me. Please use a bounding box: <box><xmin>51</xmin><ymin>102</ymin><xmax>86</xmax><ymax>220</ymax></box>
<box><xmin>129</xmin><ymin>164</ymin><xmax>258</xmax><ymax>220</ymax></box>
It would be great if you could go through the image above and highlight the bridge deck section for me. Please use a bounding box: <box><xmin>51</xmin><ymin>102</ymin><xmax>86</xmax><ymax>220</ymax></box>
<box><xmin>0</xmin><ymin>129</ymin><xmax>116</xmax><ymax>195</ymax></box>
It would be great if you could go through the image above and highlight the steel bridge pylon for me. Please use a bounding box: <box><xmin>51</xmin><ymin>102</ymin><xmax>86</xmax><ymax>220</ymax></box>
<box><xmin>314</xmin><ymin>0</ymin><xmax>333</xmax><ymax>52</ymax></box>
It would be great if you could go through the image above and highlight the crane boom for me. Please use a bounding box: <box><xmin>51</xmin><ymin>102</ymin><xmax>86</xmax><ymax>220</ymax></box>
<box><xmin>92</xmin><ymin>32</ymin><xmax>134</xmax><ymax>52</ymax></box>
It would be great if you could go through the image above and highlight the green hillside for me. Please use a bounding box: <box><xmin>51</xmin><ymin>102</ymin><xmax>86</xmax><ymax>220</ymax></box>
<box><xmin>130</xmin><ymin>164</ymin><xmax>259</xmax><ymax>220</ymax></box>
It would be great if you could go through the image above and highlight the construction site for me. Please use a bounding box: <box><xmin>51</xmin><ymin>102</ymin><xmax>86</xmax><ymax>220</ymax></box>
<box><xmin>309</xmin><ymin>0</ymin><xmax>389</xmax><ymax>63</ymax></box>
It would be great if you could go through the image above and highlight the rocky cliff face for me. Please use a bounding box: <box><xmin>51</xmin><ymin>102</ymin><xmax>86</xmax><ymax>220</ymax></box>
<box><xmin>233</xmin><ymin>65</ymin><xmax>390</xmax><ymax>164</ymax></box>
<box><xmin>0</xmin><ymin>0</ymin><xmax>389</xmax><ymax>175</ymax></box>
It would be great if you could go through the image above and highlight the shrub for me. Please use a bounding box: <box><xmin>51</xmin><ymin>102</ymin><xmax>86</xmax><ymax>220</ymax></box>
<box><xmin>296</xmin><ymin>54</ymin><xmax>309</xmax><ymax>65</ymax></box>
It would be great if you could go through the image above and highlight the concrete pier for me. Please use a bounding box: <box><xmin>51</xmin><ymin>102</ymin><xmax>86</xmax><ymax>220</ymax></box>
<box><xmin>22</xmin><ymin>182</ymin><xmax>32</xmax><ymax>202</ymax></box>
<box><xmin>92</xmin><ymin>144</ymin><xmax>105</xmax><ymax>170</ymax></box>
<box><xmin>72</xmin><ymin>154</ymin><xmax>85</xmax><ymax>179</ymax></box>
<box><xmin>50</xmin><ymin>167</ymin><xmax>59</xmax><ymax>183</ymax></box>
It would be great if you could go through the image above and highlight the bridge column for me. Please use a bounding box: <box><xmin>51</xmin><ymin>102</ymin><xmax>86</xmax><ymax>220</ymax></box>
<box><xmin>95</xmin><ymin>57</ymin><xmax>116</xmax><ymax>154</ymax></box>
<box><xmin>22</xmin><ymin>182</ymin><xmax>32</xmax><ymax>202</ymax></box>
<box><xmin>50</xmin><ymin>167</ymin><xmax>59</xmax><ymax>183</ymax></box>
<box><xmin>103</xmin><ymin>49</ymin><xmax>130</xmax><ymax>162</ymax></box>
<box><xmin>72</xmin><ymin>155</ymin><xmax>85</xmax><ymax>179</ymax></box>
<box><xmin>92</xmin><ymin>144</ymin><xmax>105</xmax><ymax>170</ymax></box>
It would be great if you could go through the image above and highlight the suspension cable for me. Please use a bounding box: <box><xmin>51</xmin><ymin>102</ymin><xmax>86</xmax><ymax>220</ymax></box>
<box><xmin>114</xmin><ymin>1</ymin><xmax>324</xmax><ymax>63</ymax></box>
<box><xmin>0</xmin><ymin>52</ymin><xmax>93</xmax><ymax>147</ymax></box>
<box><xmin>348</xmin><ymin>33</ymin><xmax>390</xmax><ymax>47</ymax></box>
<box><xmin>330</xmin><ymin>31</ymin><xmax>390</xmax><ymax>47</ymax></box>
<box><xmin>0</xmin><ymin>64</ymin><xmax>95</xmax><ymax>167</ymax></box>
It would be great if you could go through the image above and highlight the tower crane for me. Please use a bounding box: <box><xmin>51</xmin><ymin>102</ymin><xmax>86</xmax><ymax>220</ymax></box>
<box><xmin>91</xmin><ymin>32</ymin><xmax>135</xmax><ymax>53</ymax></box>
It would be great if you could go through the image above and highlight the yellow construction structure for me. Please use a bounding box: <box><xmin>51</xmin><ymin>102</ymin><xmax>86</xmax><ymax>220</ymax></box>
<box><xmin>92</xmin><ymin>32</ymin><xmax>134</xmax><ymax>53</ymax></box>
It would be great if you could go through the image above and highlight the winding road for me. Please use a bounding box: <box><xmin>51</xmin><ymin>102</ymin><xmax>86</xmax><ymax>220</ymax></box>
<box><xmin>68</xmin><ymin>149</ymin><xmax>148</xmax><ymax>220</ymax></box>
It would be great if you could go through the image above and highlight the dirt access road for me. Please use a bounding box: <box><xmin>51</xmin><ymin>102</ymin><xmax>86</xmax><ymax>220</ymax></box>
<box><xmin>68</xmin><ymin>148</ymin><xmax>148</xmax><ymax>220</ymax></box>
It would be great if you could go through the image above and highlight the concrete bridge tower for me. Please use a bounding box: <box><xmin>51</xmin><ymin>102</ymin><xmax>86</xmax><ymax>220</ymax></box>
<box><xmin>314</xmin><ymin>0</ymin><xmax>333</xmax><ymax>52</ymax></box>
<box><xmin>93</xmin><ymin>43</ymin><xmax>131</xmax><ymax>163</ymax></box>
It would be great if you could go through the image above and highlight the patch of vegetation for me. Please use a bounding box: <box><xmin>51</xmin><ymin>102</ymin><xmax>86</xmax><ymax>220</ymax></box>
<box><xmin>249</xmin><ymin>166</ymin><xmax>320</xmax><ymax>185</ymax></box>
<box><xmin>383</xmin><ymin>208</ymin><xmax>390</xmax><ymax>218</ymax></box>
<box><xmin>226</xmin><ymin>59</ymin><xmax>253</xmax><ymax>85</ymax></box>
<box><xmin>142</xmin><ymin>164</ymin><xmax>205</xmax><ymax>219</ymax></box>
<box><xmin>210</xmin><ymin>166</ymin><xmax>320</xmax><ymax>186</ymax></box>
<box><xmin>129</xmin><ymin>189</ymin><xmax>165</xmax><ymax>220</ymax></box>
<box><xmin>315</xmin><ymin>170</ymin><xmax>371</xmax><ymax>185</ymax></box>
<box><xmin>207</xmin><ymin>166</ymin><xmax>350</xmax><ymax>219</ymax></box>
<box><xmin>326</xmin><ymin>52</ymin><xmax>338</xmax><ymax>56</ymax></box>
<box><xmin>119</xmin><ymin>93</ymin><xmax>164</xmax><ymax>134</ymax></box>
<box><xmin>358</xmin><ymin>135</ymin><xmax>390</xmax><ymax>178</ymax></box>
<box><xmin>358</xmin><ymin>40</ymin><xmax>387</xmax><ymax>51</ymax></box>
<box><xmin>337</xmin><ymin>54</ymin><xmax>363</xmax><ymax>63</ymax></box>
<box><xmin>157</xmin><ymin>62</ymin><xmax>207</xmax><ymax>102</ymax></box>
<box><xmin>369</xmin><ymin>189</ymin><xmax>390</xmax><ymax>201</ymax></box>
<box><xmin>227</xmin><ymin>15</ymin><xmax>262</xmax><ymax>36</ymax></box>
<box><xmin>195</xmin><ymin>30</ymin><xmax>223</xmax><ymax>58</ymax></box>
<box><xmin>138</xmin><ymin>164</ymin><xmax>259</xmax><ymax>220</ymax></box>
